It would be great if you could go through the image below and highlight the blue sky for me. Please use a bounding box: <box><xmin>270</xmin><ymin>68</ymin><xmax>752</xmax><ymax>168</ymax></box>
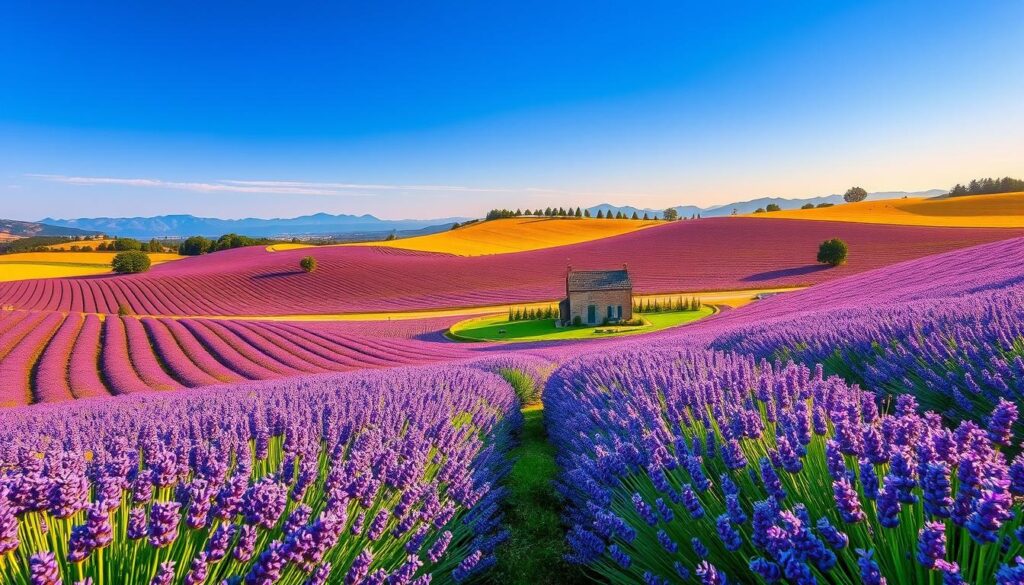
<box><xmin>2</xmin><ymin>1</ymin><xmax>1022</xmax><ymax>220</ymax></box>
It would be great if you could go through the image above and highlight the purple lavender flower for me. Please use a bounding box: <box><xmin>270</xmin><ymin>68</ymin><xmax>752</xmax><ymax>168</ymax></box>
<box><xmin>367</xmin><ymin>509</ymin><xmax>390</xmax><ymax>541</ymax></box>
<box><xmin>695</xmin><ymin>560</ymin><xmax>724</xmax><ymax>585</ymax></box>
<box><xmin>127</xmin><ymin>507</ymin><xmax>148</xmax><ymax>540</ymax></box>
<box><xmin>242</xmin><ymin>478</ymin><xmax>288</xmax><ymax>529</ymax></box>
<box><xmin>816</xmin><ymin>516</ymin><xmax>848</xmax><ymax>550</ymax></box>
<box><xmin>922</xmin><ymin>461</ymin><xmax>954</xmax><ymax>518</ymax></box>
<box><xmin>29</xmin><ymin>551</ymin><xmax>60</xmax><ymax>585</ymax></box>
<box><xmin>691</xmin><ymin>537</ymin><xmax>709</xmax><ymax>558</ymax></box>
<box><xmin>345</xmin><ymin>549</ymin><xmax>373</xmax><ymax>584</ymax></box>
<box><xmin>715</xmin><ymin>513</ymin><xmax>742</xmax><ymax>551</ymax></box>
<box><xmin>184</xmin><ymin>552</ymin><xmax>210</xmax><ymax>585</ymax></box>
<box><xmin>681</xmin><ymin>484</ymin><xmax>705</xmax><ymax>519</ymax></box>
<box><xmin>245</xmin><ymin>540</ymin><xmax>287</xmax><ymax>585</ymax></box>
<box><xmin>967</xmin><ymin>477</ymin><xmax>1013</xmax><ymax>543</ymax></box>
<box><xmin>832</xmin><ymin>478</ymin><xmax>865</xmax><ymax>523</ymax></box>
<box><xmin>750</xmin><ymin>557</ymin><xmax>782</xmax><ymax>583</ymax></box>
<box><xmin>147</xmin><ymin>501</ymin><xmax>182</xmax><ymax>548</ymax></box>
<box><xmin>987</xmin><ymin>399</ymin><xmax>1018</xmax><ymax>446</ymax></box>
<box><xmin>917</xmin><ymin>521</ymin><xmax>947</xmax><ymax>568</ymax></box>
<box><xmin>151</xmin><ymin>561</ymin><xmax>176</xmax><ymax>585</ymax></box>
<box><xmin>453</xmin><ymin>549</ymin><xmax>484</xmax><ymax>582</ymax></box>
<box><xmin>857</xmin><ymin>549</ymin><xmax>887</xmax><ymax>585</ymax></box>
<box><xmin>205</xmin><ymin>523</ymin><xmax>235</xmax><ymax>561</ymax></box>
<box><xmin>233</xmin><ymin>524</ymin><xmax>258</xmax><ymax>562</ymax></box>
<box><xmin>0</xmin><ymin>489</ymin><xmax>19</xmax><ymax>555</ymax></box>
<box><xmin>305</xmin><ymin>563</ymin><xmax>332</xmax><ymax>585</ymax></box>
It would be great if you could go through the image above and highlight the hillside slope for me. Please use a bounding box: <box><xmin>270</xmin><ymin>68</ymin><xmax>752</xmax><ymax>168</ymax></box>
<box><xmin>0</xmin><ymin>218</ymin><xmax>1019</xmax><ymax>316</ymax></box>
<box><xmin>750</xmin><ymin>191</ymin><xmax>1024</xmax><ymax>227</ymax></box>
<box><xmin>0</xmin><ymin>218</ymin><xmax>100</xmax><ymax>240</ymax></box>
<box><xmin>353</xmin><ymin>217</ymin><xmax>662</xmax><ymax>255</ymax></box>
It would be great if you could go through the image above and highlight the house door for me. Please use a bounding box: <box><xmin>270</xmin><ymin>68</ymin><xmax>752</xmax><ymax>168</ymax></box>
<box><xmin>617</xmin><ymin>305</ymin><xmax>623</xmax><ymax>319</ymax></box>
<box><xmin>587</xmin><ymin>305</ymin><xmax>596</xmax><ymax>324</ymax></box>
<box><xmin>607</xmin><ymin>306</ymin><xmax>614</xmax><ymax>320</ymax></box>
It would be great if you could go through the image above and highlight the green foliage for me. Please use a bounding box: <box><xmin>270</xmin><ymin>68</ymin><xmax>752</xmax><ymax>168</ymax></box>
<box><xmin>949</xmin><ymin>176</ymin><xmax>1024</xmax><ymax>197</ymax></box>
<box><xmin>596</xmin><ymin>210</ymin><xmax>605</xmax><ymax>219</ymax></box>
<box><xmin>843</xmin><ymin>186</ymin><xmax>869</xmax><ymax>203</ymax></box>
<box><xmin>299</xmin><ymin>256</ymin><xmax>318</xmax><ymax>273</ymax></box>
<box><xmin>765</xmin><ymin>203</ymin><xmax>782</xmax><ymax>212</ymax></box>
<box><xmin>753</xmin><ymin>207</ymin><xmax>766</xmax><ymax>214</ymax></box>
<box><xmin>111</xmin><ymin>250</ymin><xmax>151</xmax><ymax>274</ymax></box>
<box><xmin>816</xmin><ymin>202</ymin><xmax>834</xmax><ymax>208</ymax></box>
<box><xmin>817</xmin><ymin>237</ymin><xmax>849</xmax><ymax>266</ymax></box>
<box><xmin>117</xmin><ymin>302</ymin><xmax>133</xmax><ymax>316</ymax></box>
<box><xmin>492</xmin><ymin>407</ymin><xmax>588</xmax><ymax>585</ymax></box>
<box><xmin>662</xmin><ymin>208</ymin><xmax>678</xmax><ymax>221</ymax></box>
<box><xmin>178</xmin><ymin>236</ymin><xmax>212</xmax><ymax>256</ymax></box>
<box><xmin>801</xmin><ymin>203</ymin><xmax>815</xmax><ymax>209</ymax></box>
<box><xmin>111</xmin><ymin>238</ymin><xmax>142</xmax><ymax>251</ymax></box>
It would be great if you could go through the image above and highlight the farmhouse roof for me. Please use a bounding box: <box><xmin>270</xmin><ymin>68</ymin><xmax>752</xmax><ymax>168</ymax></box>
<box><xmin>567</xmin><ymin>269</ymin><xmax>632</xmax><ymax>292</ymax></box>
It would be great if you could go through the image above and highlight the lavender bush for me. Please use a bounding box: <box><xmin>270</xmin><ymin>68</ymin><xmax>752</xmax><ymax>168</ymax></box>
<box><xmin>546</xmin><ymin>346</ymin><xmax>1024</xmax><ymax>584</ymax></box>
<box><xmin>0</xmin><ymin>365</ymin><xmax>520</xmax><ymax>584</ymax></box>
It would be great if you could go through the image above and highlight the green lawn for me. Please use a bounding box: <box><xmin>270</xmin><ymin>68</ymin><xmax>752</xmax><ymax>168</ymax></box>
<box><xmin>449</xmin><ymin>306</ymin><xmax>714</xmax><ymax>342</ymax></box>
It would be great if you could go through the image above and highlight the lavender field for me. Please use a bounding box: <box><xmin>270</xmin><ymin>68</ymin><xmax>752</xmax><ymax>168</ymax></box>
<box><xmin>2</xmin><ymin>235</ymin><xmax>1023</xmax><ymax>584</ymax></box>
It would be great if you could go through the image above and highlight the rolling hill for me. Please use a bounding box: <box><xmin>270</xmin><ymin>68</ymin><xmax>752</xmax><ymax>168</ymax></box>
<box><xmin>352</xmin><ymin>216</ymin><xmax>662</xmax><ymax>255</ymax></box>
<box><xmin>0</xmin><ymin>217</ymin><xmax>1019</xmax><ymax>316</ymax></box>
<box><xmin>750</xmin><ymin>191</ymin><xmax>1024</xmax><ymax>227</ymax></box>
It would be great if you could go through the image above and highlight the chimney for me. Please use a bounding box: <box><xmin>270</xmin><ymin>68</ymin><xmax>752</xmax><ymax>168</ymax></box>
<box><xmin>622</xmin><ymin>263</ymin><xmax>628</xmax><ymax>271</ymax></box>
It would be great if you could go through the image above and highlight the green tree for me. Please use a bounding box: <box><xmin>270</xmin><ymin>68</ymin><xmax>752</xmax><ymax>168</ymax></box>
<box><xmin>817</xmin><ymin>238</ymin><xmax>849</xmax><ymax>267</ymax></box>
<box><xmin>801</xmin><ymin>203</ymin><xmax>815</xmax><ymax>210</ymax></box>
<box><xmin>766</xmin><ymin>203</ymin><xmax>782</xmax><ymax>212</ymax></box>
<box><xmin>111</xmin><ymin>250</ymin><xmax>151</xmax><ymax>274</ymax></box>
<box><xmin>663</xmin><ymin>208</ymin><xmax>679</xmax><ymax>221</ymax></box>
<box><xmin>584</xmin><ymin>209</ymin><xmax>591</xmax><ymax>218</ymax></box>
<box><xmin>843</xmin><ymin>186</ymin><xmax>868</xmax><ymax>203</ymax></box>
<box><xmin>575</xmin><ymin>207</ymin><xmax>583</xmax><ymax>218</ymax></box>
<box><xmin>300</xmin><ymin>256</ymin><xmax>317</xmax><ymax>273</ymax></box>
<box><xmin>179</xmin><ymin>236</ymin><xmax>212</xmax><ymax>256</ymax></box>
<box><xmin>631</xmin><ymin>211</ymin><xmax>639</xmax><ymax>220</ymax></box>
<box><xmin>754</xmin><ymin>208</ymin><xmax>766</xmax><ymax>214</ymax></box>
<box><xmin>112</xmin><ymin>238</ymin><xmax>142</xmax><ymax>251</ymax></box>
<box><xmin>596</xmin><ymin>210</ymin><xmax>605</xmax><ymax>219</ymax></box>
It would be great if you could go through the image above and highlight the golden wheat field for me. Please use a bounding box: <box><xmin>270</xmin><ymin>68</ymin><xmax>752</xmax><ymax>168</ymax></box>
<box><xmin>0</xmin><ymin>251</ymin><xmax>183</xmax><ymax>282</ymax></box>
<box><xmin>43</xmin><ymin>239</ymin><xmax>116</xmax><ymax>250</ymax></box>
<box><xmin>754</xmin><ymin>192</ymin><xmax>1024</xmax><ymax>227</ymax></box>
<box><xmin>349</xmin><ymin>217</ymin><xmax>663</xmax><ymax>255</ymax></box>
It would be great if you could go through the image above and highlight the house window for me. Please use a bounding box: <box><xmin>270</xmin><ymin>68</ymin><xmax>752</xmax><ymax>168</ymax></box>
<box><xmin>607</xmin><ymin>306</ymin><xmax>613</xmax><ymax>319</ymax></box>
<box><xmin>617</xmin><ymin>305</ymin><xmax>622</xmax><ymax>319</ymax></box>
<box><xmin>587</xmin><ymin>305</ymin><xmax>596</xmax><ymax>324</ymax></box>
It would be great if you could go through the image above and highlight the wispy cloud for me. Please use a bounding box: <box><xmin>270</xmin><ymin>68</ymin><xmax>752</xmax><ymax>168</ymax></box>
<box><xmin>27</xmin><ymin>174</ymin><xmax>661</xmax><ymax>201</ymax></box>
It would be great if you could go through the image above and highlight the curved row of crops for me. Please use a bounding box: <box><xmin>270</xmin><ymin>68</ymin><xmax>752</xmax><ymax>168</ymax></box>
<box><xmin>0</xmin><ymin>219</ymin><xmax>1017</xmax><ymax>316</ymax></box>
<box><xmin>0</xmin><ymin>311</ymin><xmax>477</xmax><ymax>406</ymax></box>
<box><xmin>540</xmin><ymin>236</ymin><xmax>1024</xmax><ymax>583</ymax></box>
<box><xmin>0</xmin><ymin>365</ymin><xmax>521</xmax><ymax>584</ymax></box>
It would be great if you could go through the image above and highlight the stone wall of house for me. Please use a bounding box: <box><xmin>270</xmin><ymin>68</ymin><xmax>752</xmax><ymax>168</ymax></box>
<box><xmin>567</xmin><ymin>289</ymin><xmax>633</xmax><ymax>324</ymax></box>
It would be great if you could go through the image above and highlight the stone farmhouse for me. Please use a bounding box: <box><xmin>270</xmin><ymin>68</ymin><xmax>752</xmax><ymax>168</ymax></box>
<box><xmin>558</xmin><ymin>265</ymin><xmax>633</xmax><ymax>326</ymax></box>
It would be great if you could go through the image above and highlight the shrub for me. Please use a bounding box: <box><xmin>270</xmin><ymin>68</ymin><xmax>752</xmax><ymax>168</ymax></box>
<box><xmin>300</xmin><ymin>256</ymin><xmax>317</xmax><ymax>273</ymax></box>
<box><xmin>754</xmin><ymin>208</ymin><xmax>766</xmax><ymax>214</ymax></box>
<box><xmin>117</xmin><ymin>302</ymin><xmax>133</xmax><ymax>316</ymax></box>
<box><xmin>843</xmin><ymin>186</ymin><xmax>868</xmax><ymax>203</ymax></box>
<box><xmin>111</xmin><ymin>250</ymin><xmax>151</xmax><ymax>274</ymax></box>
<box><xmin>765</xmin><ymin>203</ymin><xmax>781</xmax><ymax>212</ymax></box>
<box><xmin>179</xmin><ymin>236</ymin><xmax>212</xmax><ymax>256</ymax></box>
<box><xmin>801</xmin><ymin>203</ymin><xmax>815</xmax><ymax>210</ymax></box>
<box><xmin>112</xmin><ymin>238</ymin><xmax>142</xmax><ymax>251</ymax></box>
<box><xmin>816</xmin><ymin>202</ymin><xmax>834</xmax><ymax>208</ymax></box>
<box><xmin>817</xmin><ymin>238</ymin><xmax>848</xmax><ymax>266</ymax></box>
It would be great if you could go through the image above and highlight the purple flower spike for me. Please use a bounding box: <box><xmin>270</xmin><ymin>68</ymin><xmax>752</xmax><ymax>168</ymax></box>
<box><xmin>151</xmin><ymin>561</ymin><xmax>176</xmax><ymax>585</ymax></box>
<box><xmin>29</xmin><ymin>551</ymin><xmax>60</xmax><ymax>585</ymax></box>
<box><xmin>917</xmin><ymin>521</ymin><xmax>947</xmax><ymax>568</ymax></box>
<box><xmin>147</xmin><ymin>501</ymin><xmax>182</xmax><ymax>548</ymax></box>
<box><xmin>696</xmin><ymin>560</ymin><xmax>724</xmax><ymax>585</ymax></box>
<box><xmin>987</xmin><ymin>399</ymin><xmax>1018</xmax><ymax>446</ymax></box>
<box><xmin>345</xmin><ymin>549</ymin><xmax>373</xmax><ymax>584</ymax></box>
<box><xmin>857</xmin><ymin>549</ymin><xmax>887</xmax><ymax>585</ymax></box>
<box><xmin>832</xmin><ymin>478</ymin><xmax>865</xmax><ymax>523</ymax></box>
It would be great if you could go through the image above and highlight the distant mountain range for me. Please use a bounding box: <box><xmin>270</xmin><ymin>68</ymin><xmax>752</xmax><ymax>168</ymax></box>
<box><xmin>0</xmin><ymin>218</ymin><xmax>100</xmax><ymax>240</ymax></box>
<box><xmin>40</xmin><ymin>213</ymin><xmax>470</xmax><ymax>239</ymax></box>
<box><xmin>588</xmin><ymin>189</ymin><xmax>947</xmax><ymax>219</ymax></box>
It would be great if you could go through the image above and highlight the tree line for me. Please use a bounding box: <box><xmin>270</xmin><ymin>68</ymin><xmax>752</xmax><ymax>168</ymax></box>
<box><xmin>485</xmin><ymin>207</ymin><xmax>680</xmax><ymax>221</ymax></box>
<box><xmin>948</xmin><ymin>176</ymin><xmax>1024</xmax><ymax>197</ymax></box>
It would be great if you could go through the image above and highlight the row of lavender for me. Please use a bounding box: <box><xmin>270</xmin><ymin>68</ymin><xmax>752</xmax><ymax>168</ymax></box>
<box><xmin>0</xmin><ymin>364</ymin><xmax>522</xmax><ymax>584</ymax></box>
<box><xmin>545</xmin><ymin>346</ymin><xmax>1024</xmax><ymax>584</ymax></box>
<box><xmin>710</xmin><ymin>279</ymin><xmax>1024</xmax><ymax>442</ymax></box>
<box><xmin>0</xmin><ymin>311</ymin><xmax>476</xmax><ymax>406</ymax></box>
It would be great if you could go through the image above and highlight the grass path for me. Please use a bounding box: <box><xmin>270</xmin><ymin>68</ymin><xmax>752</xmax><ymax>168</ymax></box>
<box><xmin>492</xmin><ymin>404</ymin><xmax>591</xmax><ymax>584</ymax></box>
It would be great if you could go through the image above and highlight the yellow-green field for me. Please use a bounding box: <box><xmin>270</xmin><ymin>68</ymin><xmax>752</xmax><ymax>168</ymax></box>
<box><xmin>448</xmin><ymin>307</ymin><xmax>715</xmax><ymax>342</ymax></box>
<box><xmin>750</xmin><ymin>192</ymin><xmax>1024</xmax><ymax>227</ymax></box>
<box><xmin>0</xmin><ymin>252</ymin><xmax>183</xmax><ymax>282</ymax></box>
